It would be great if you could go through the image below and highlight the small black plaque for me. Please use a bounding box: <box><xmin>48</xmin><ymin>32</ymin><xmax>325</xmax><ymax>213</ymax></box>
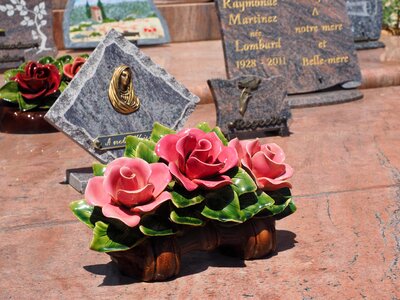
<box><xmin>208</xmin><ymin>75</ymin><xmax>290</xmax><ymax>139</ymax></box>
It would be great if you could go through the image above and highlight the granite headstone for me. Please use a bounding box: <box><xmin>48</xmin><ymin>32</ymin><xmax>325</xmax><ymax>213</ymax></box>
<box><xmin>208</xmin><ymin>75</ymin><xmax>290</xmax><ymax>139</ymax></box>
<box><xmin>214</xmin><ymin>0</ymin><xmax>362</xmax><ymax>106</ymax></box>
<box><xmin>346</xmin><ymin>0</ymin><xmax>384</xmax><ymax>49</ymax></box>
<box><xmin>45</xmin><ymin>29</ymin><xmax>199</xmax><ymax>165</ymax></box>
<box><xmin>0</xmin><ymin>0</ymin><xmax>57</xmax><ymax>69</ymax></box>
<box><xmin>63</xmin><ymin>0</ymin><xmax>170</xmax><ymax>49</ymax></box>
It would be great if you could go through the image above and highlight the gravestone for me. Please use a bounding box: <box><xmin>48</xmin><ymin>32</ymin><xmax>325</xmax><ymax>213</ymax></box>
<box><xmin>45</xmin><ymin>30</ymin><xmax>199</xmax><ymax>192</ymax></box>
<box><xmin>346</xmin><ymin>0</ymin><xmax>384</xmax><ymax>50</ymax></box>
<box><xmin>214</xmin><ymin>0</ymin><xmax>363</xmax><ymax>107</ymax></box>
<box><xmin>63</xmin><ymin>0</ymin><xmax>170</xmax><ymax>49</ymax></box>
<box><xmin>0</xmin><ymin>0</ymin><xmax>57</xmax><ymax>70</ymax></box>
<box><xmin>208</xmin><ymin>75</ymin><xmax>290</xmax><ymax>139</ymax></box>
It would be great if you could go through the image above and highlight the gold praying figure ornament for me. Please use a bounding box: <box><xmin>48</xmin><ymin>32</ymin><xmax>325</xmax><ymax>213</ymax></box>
<box><xmin>108</xmin><ymin>65</ymin><xmax>140</xmax><ymax>114</ymax></box>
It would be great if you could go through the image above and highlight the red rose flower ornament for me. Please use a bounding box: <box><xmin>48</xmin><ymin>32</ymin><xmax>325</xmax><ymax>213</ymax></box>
<box><xmin>229</xmin><ymin>138</ymin><xmax>293</xmax><ymax>191</ymax></box>
<box><xmin>63</xmin><ymin>57</ymin><xmax>86</xmax><ymax>80</ymax></box>
<box><xmin>85</xmin><ymin>158</ymin><xmax>172</xmax><ymax>227</ymax></box>
<box><xmin>14</xmin><ymin>62</ymin><xmax>61</xmax><ymax>100</ymax></box>
<box><xmin>156</xmin><ymin>128</ymin><xmax>238</xmax><ymax>191</ymax></box>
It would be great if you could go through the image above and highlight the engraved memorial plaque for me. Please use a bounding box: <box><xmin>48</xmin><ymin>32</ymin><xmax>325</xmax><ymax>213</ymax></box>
<box><xmin>214</xmin><ymin>0</ymin><xmax>362</xmax><ymax>96</ymax></box>
<box><xmin>208</xmin><ymin>75</ymin><xmax>290</xmax><ymax>139</ymax></box>
<box><xmin>45</xmin><ymin>30</ymin><xmax>199</xmax><ymax>164</ymax></box>
<box><xmin>0</xmin><ymin>0</ymin><xmax>57</xmax><ymax>69</ymax></box>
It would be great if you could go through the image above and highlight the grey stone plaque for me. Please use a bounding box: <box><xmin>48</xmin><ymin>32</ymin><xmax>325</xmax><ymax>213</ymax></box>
<box><xmin>208</xmin><ymin>76</ymin><xmax>290</xmax><ymax>139</ymax></box>
<box><xmin>346</xmin><ymin>0</ymin><xmax>384</xmax><ymax>49</ymax></box>
<box><xmin>0</xmin><ymin>0</ymin><xmax>57</xmax><ymax>69</ymax></box>
<box><xmin>45</xmin><ymin>29</ymin><xmax>199</xmax><ymax>164</ymax></box>
<box><xmin>63</xmin><ymin>0</ymin><xmax>170</xmax><ymax>49</ymax></box>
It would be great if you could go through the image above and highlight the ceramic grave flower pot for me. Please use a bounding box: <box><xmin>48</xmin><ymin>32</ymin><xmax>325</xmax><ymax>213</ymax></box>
<box><xmin>108</xmin><ymin>217</ymin><xmax>276</xmax><ymax>282</ymax></box>
<box><xmin>0</xmin><ymin>54</ymin><xmax>88</xmax><ymax>134</ymax></box>
<box><xmin>70</xmin><ymin>123</ymin><xmax>296</xmax><ymax>283</ymax></box>
<box><xmin>0</xmin><ymin>101</ymin><xmax>56</xmax><ymax>134</ymax></box>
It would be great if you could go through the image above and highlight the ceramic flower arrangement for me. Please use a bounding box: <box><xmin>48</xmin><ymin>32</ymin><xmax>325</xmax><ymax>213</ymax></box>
<box><xmin>0</xmin><ymin>54</ymin><xmax>88</xmax><ymax>111</ymax></box>
<box><xmin>71</xmin><ymin>123</ymin><xmax>296</xmax><ymax>258</ymax></box>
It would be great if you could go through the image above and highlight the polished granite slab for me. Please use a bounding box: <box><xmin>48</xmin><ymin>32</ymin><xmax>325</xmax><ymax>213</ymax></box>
<box><xmin>1</xmin><ymin>86</ymin><xmax>399</xmax><ymax>298</ymax></box>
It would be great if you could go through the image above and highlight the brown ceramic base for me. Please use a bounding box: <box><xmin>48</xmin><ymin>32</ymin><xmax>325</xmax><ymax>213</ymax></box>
<box><xmin>0</xmin><ymin>101</ymin><xmax>57</xmax><ymax>134</ymax></box>
<box><xmin>109</xmin><ymin>218</ymin><xmax>276</xmax><ymax>282</ymax></box>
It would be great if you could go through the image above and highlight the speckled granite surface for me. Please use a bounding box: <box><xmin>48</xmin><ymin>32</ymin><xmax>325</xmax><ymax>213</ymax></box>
<box><xmin>45</xmin><ymin>30</ymin><xmax>199</xmax><ymax>163</ymax></box>
<box><xmin>1</xmin><ymin>86</ymin><xmax>399</xmax><ymax>298</ymax></box>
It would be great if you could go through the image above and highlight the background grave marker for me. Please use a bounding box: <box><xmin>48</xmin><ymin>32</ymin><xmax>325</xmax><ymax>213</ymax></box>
<box><xmin>214</xmin><ymin>0</ymin><xmax>363</xmax><ymax>107</ymax></box>
<box><xmin>0</xmin><ymin>0</ymin><xmax>57</xmax><ymax>69</ymax></box>
<box><xmin>63</xmin><ymin>0</ymin><xmax>170</xmax><ymax>49</ymax></box>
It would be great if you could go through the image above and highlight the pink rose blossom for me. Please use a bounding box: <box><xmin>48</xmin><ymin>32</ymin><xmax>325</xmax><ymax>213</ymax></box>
<box><xmin>85</xmin><ymin>157</ymin><xmax>172</xmax><ymax>227</ymax></box>
<box><xmin>229</xmin><ymin>138</ymin><xmax>293</xmax><ymax>191</ymax></box>
<box><xmin>156</xmin><ymin>128</ymin><xmax>238</xmax><ymax>191</ymax></box>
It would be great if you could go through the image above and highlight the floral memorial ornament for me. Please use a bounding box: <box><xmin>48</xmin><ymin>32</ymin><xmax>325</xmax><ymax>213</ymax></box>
<box><xmin>63</xmin><ymin>56</ymin><xmax>87</xmax><ymax>80</ymax></box>
<box><xmin>0</xmin><ymin>54</ymin><xmax>88</xmax><ymax>133</ymax></box>
<box><xmin>70</xmin><ymin>123</ymin><xmax>297</xmax><ymax>281</ymax></box>
<box><xmin>14</xmin><ymin>62</ymin><xmax>61</xmax><ymax>101</ymax></box>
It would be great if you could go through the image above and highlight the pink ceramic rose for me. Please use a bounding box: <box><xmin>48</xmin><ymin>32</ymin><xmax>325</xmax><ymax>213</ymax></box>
<box><xmin>85</xmin><ymin>157</ymin><xmax>172</xmax><ymax>227</ymax></box>
<box><xmin>229</xmin><ymin>138</ymin><xmax>293</xmax><ymax>191</ymax></box>
<box><xmin>156</xmin><ymin>128</ymin><xmax>238</xmax><ymax>191</ymax></box>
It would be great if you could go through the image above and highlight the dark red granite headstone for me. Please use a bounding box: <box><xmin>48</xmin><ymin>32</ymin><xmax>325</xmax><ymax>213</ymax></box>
<box><xmin>214</xmin><ymin>0</ymin><xmax>362</xmax><ymax>94</ymax></box>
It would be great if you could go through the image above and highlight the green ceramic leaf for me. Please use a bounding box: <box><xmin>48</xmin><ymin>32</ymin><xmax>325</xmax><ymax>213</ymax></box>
<box><xmin>135</xmin><ymin>142</ymin><xmax>159</xmax><ymax>163</ymax></box>
<box><xmin>171</xmin><ymin>188</ymin><xmax>205</xmax><ymax>208</ymax></box>
<box><xmin>139</xmin><ymin>214</ymin><xmax>176</xmax><ymax>236</ymax></box>
<box><xmin>256</xmin><ymin>188</ymin><xmax>296</xmax><ymax>219</ymax></box>
<box><xmin>59</xmin><ymin>81</ymin><xmax>68</xmax><ymax>93</ymax></box>
<box><xmin>53</xmin><ymin>61</ymin><xmax>63</xmax><ymax>74</ymax></box>
<box><xmin>273</xmin><ymin>199</ymin><xmax>297</xmax><ymax>220</ymax></box>
<box><xmin>0</xmin><ymin>81</ymin><xmax>21</xmax><ymax>103</ymax></box>
<box><xmin>17</xmin><ymin>96</ymin><xmax>39</xmax><ymax>111</ymax></box>
<box><xmin>196</xmin><ymin>122</ymin><xmax>212</xmax><ymax>132</ymax></box>
<box><xmin>56</xmin><ymin>55</ymin><xmax>73</xmax><ymax>65</ymax></box>
<box><xmin>17</xmin><ymin>62</ymin><xmax>27</xmax><ymax>71</ymax></box>
<box><xmin>124</xmin><ymin>135</ymin><xmax>155</xmax><ymax>158</ymax></box>
<box><xmin>90</xmin><ymin>221</ymin><xmax>131</xmax><ymax>252</ymax></box>
<box><xmin>170</xmin><ymin>209</ymin><xmax>204</xmax><ymax>226</ymax></box>
<box><xmin>92</xmin><ymin>163</ymin><xmax>106</xmax><ymax>176</ymax></box>
<box><xmin>211</xmin><ymin>126</ymin><xmax>229</xmax><ymax>146</ymax></box>
<box><xmin>69</xmin><ymin>200</ymin><xmax>95</xmax><ymax>229</ymax></box>
<box><xmin>268</xmin><ymin>187</ymin><xmax>292</xmax><ymax>205</ymax></box>
<box><xmin>3</xmin><ymin>69</ymin><xmax>22</xmax><ymax>83</ymax></box>
<box><xmin>239</xmin><ymin>190</ymin><xmax>274</xmax><ymax>221</ymax></box>
<box><xmin>124</xmin><ymin>135</ymin><xmax>137</xmax><ymax>158</ymax></box>
<box><xmin>150</xmin><ymin>122</ymin><xmax>176</xmax><ymax>143</ymax></box>
<box><xmin>201</xmin><ymin>186</ymin><xmax>243</xmax><ymax>223</ymax></box>
<box><xmin>38</xmin><ymin>56</ymin><xmax>55</xmax><ymax>65</ymax></box>
<box><xmin>231</xmin><ymin>168</ymin><xmax>257</xmax><ymax>196</ymax></box>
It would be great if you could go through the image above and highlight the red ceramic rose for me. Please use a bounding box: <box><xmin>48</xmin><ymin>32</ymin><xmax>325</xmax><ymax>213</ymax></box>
<box><xmin>14</xmin><ymin>62</ymin><xmax>61</xmax><ymax>100</ymax></box>
<box><xmin>155</xmin><ymin>128</ymin><xmax>238</xmax><ymax>191</ymax></box>
<box><xmin>85</xmin><ymin>157</ymin><xmax>172</xmax><ymax>227</ymax></box>
<box><xmin>229</xmin><ymin>138</ymin><xmax>293</xmax><ymax>191</ymax></box>
<box><xmin>63</xmin><ymin>57</ymin><xmax>86</xmax><ymax>80</ymax></box>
